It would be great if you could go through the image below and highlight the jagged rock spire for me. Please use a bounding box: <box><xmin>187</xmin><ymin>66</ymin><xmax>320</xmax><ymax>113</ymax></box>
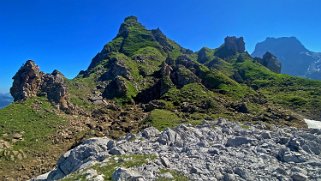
<box><xmin>117</xmin><ymin>16</ymin><xmax>143</xmax><ymax>37</ymax></box>
<box><xmin>215</xmin><ymin>36</ymin><xmax>246</xmax><ymax>59</ymax></box>
<box><xmin>10</xmin><ymin>60</ymin><xmax>43</xmax><ymax>101</ymax></box>
<box><xmin>10</xmin><ymin>60</ymin><xmax>71</xmax><ymax>110</ymax></box>
<box><xmin>224</xmin><ymin>36</ymin><xmax>245</xmax><ymax>53</ymax></box>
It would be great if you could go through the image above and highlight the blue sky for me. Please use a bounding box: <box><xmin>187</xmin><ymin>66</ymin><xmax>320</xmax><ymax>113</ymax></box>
<box><xmin>1</xmin><ymin>0</ymin><xmax>321</xmax><ymax>93</ymax></box>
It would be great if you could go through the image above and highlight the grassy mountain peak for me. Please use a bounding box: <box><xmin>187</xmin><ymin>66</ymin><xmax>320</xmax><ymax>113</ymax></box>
<box><xmin>3</xmin><ymin>16</ymin><xmax>321</xmax><ymax>179</ymax></box>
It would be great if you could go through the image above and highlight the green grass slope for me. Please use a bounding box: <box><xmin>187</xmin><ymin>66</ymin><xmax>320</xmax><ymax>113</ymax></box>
<box><xmin>0</xmin><ymin>97</ymin><xmax>67</xmax><ymax>179</ymax></box>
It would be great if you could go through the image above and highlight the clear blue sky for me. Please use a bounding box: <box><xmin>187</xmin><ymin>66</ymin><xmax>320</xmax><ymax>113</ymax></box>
<box><xmin>1</xmin><ymin>0</ymin><xmax>321</xmax><ymax>93</ymax></box>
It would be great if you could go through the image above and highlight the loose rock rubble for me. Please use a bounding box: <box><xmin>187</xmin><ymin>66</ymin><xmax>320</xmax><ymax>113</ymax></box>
<box><xmin>33</xmin><ymin>119</ymin><xmax>321</xmax><ymax>181</ymax></box>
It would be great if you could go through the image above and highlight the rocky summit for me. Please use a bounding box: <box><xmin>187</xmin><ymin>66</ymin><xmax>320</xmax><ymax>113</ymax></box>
<box><xmin>33</xmin><ymin>119</ymin><xmax>321</xmax><ymax>181</ymax></box>
<box><xmin>214</xmin><ymin>36</ymin><xmax>246</xmax><ymax>59</ymax></box>
<box><xmin>252</xmin><ymin>37</ymin><xmax>321</xmax><ymax>80</ymax></box>
<box><xmin>3</xmin><ymin>16</ymin><xmax>321</xmax><ymax>180</ymax></box>
<box><xmin>10</xmin><ymin>60</ymin><xmax>71</xmax><ymax>110</ymax></box>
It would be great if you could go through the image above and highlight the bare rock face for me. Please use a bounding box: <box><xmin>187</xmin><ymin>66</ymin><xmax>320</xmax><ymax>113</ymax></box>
<box><xmin>42</xmin><ymin>70</ymin><xmax>69</xmax><ymax>109</ymax></box>
<box><xmin>158</xmin><ymin>63</ymin><xmax>174</xmax><ymax>96</ymax></box>
<box><xmin>257</xmin><ymin>52</ymin><xmax>282</xmax><ymax>73</ymax></box>
<box><xmin>224</xmin><ymin>36</ymin><xmax>245</xmax><ymax>53</ymax></box>
<box><xmin>170</xmin><ymin>65</ymin><xmax>201</xmax><ymax>88</ymax></box>
<box><xmin>135</xmin><ymin>62</ymin><xmax>174</xmax><ymax>103</ymax></box>
<box><xmin>103</xmin><ymin>76</ymin><xmax>128</xmax><ymax>99</ymax></box>
<box><xmin>151</xmin><ymin>28</ymin><xmax>174</xmax><ymax>53</ymax></box>
<box><xmin>100</xmin><ymin>58</ymin><xmax>132</xmax><ymax>81</ymax></box>
<box><xmin>10</xmin><ymin>60</ymin><xmax>70</xmax><ymax>110</ymax></box>
<box><xmin>112</xmin><ymin>168</ymin><xmax>145</xmax><ymax>181</ymax></box>
<box><xmin>10</xmin><ymin>60</ymin><xmax>43</xmax><ymax>101</ymax></box>
<box><xmin>215</xmin><ymin>36</ymin><xmax>246</xmax><ymax>59</ymax></box>
<box><xmin>160</xmin><ymin>62</ymin><xmax>173</xmax><ymax>77</ymax></box>
<box><xmin>117</xmin><ymin>16</ymin><xmax>139</xmax><ymax>37</ymax></box>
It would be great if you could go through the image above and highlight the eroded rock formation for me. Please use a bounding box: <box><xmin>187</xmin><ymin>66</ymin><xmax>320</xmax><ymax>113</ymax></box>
<box><xmin>10</xmin><ymin>60</ymin><xmax>43</xmax><ymax>101</ymax></box>
<box><xmin>257</xmin><ymin>52</ymin><xmax>282</xmax><ymax>73</ymax></box>
<box><xmin>215</xmin><ymin>36</ymin><xmax>246</xmax><ymax>59</ymax></box>
<box><xmin>224</xmin><ymin>36</ymin><xmax>245</xmax><ymax>53</ymax></box>
<box><xmin>10</xmin><ymin>60</ymin><xmax>70</xmax><ymax>110</ymax></box>
<box><xmin>103</xmin><ymin>76</ymin><xmax>128</xmax><ymax>99</ymax></box>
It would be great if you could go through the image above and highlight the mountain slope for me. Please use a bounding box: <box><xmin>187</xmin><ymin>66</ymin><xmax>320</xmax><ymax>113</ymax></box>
<box><xmin>3</xmin><ymin>16</ymin><xmax>321</xmax><ymax>179</ymax></box>
<box><xmin>0</xmin><ymin>93</ymin><xmax>13</xmax><ymax>109</ymax></box>
<box><xmin>252</xmin><ymin>37</ymin><xmax>321</xmax><ymax>79</ymax></box>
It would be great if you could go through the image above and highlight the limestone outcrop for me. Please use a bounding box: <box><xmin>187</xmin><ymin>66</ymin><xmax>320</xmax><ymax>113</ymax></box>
<box><xmin>34</xmin><ymin>119</ymin><xmax>321</xmax><ymax>181</ymax></box>
<box><xmin>10</xmin><ymin>60</ymin><xmax>70</xmax><ymax>110</ymax></box>
<box><xmin>10</xmin><ymin>60</ymin><xmax>43</xmax><ymax>101</ymax></box>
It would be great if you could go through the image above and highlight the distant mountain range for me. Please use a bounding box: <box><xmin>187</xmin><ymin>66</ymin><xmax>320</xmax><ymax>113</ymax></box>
<box><xmin>252</xmin><ymin>37</ymin><xmax>321</xmax><ymax>80</ymax></box>
<box><xmin>0</xmin><ymin>93</ymin><xmax>13</xmax><ymax>108</ymax></box>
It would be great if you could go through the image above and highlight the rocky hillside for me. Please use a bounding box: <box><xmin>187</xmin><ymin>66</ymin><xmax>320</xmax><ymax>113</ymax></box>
<box><xmin>2</xmin><ymin>16</ymin><xmax>321</xmax><ymax>179</ymax></box>
<box><xmin>10</xmin><ymin>60</ymin><xmax>72</xmax><ymax>110</ymax></box>
<box><xmin>34</xmin><ymin>119</ymin><xmax>321</xmax><ymax>181</ymax></box>
<box><xmin>252</xmin><ymin>37</ymin><xmax>321</xmax><ymax>80</ymax></box>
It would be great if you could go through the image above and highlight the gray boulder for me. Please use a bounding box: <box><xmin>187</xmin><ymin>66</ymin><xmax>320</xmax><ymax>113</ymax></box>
<box><xmin>302</xmin><ymin>139</ymin><xmax>321</xmax><ymax>155</ymax></box>
<box><xmin>142</xmin><ymin>127</ymin><xmax>160</xmax><ymax>139</ymax></box>
<box><xmin>260</xmin><ymin>131</ymin><xmax>272</xmax><ymax>139</ymax></box>
<box><xmin>223</xmin><ymin>173</ymin><xmax>237</xmax><ymax>181</ymax></box>
<box><xmin>226</xmin><ymin>136</ymin><xmax>256</xmax><ymax>147</ymax></box>
<box><xmin>84</xmin><ymin>169</ymin><xmax>104</xmax><ymax>181</ymax></box>
<box><xmin>291</xmin><ymin>173</ymin><xmax>308</xmax><ymax>181</ymax></box>
<box><xmin>107</xmin><ymin>140</ymin><xmax>116</xmax><ymax>150</ymax></box>
<box><xmin>112</xmin><ymin>168</ymin><xmax>145</xmax><ymax>181</ymax></box>
<box><xmin>47</xmin><ymin>137</ymin><xmax>109</xmax><ymax>180</ymax></box>
<box><xmin>233</xmin><ymin>167</ymin><xmax>253</xmax><ymax>180</ymax></box>
<box><xmin>208</xmin><ymin>148</ymin><xmax>220</xmax><ymax>156</ymax></box>
<box><xmin>160</xmin><ymin>157</ymin><xmax>171</xmax><ymax>168</ymax></box>
<box><xmin>158</xmin><ymin>128</ymin><xmax>182</xmax><ymax>146</ymax></box>
<box><xmin>277</xmin><ymin>147</ymin><xmax>306</xmax><ymax>163</ymax></box>
<box><xmin>109</xmin><ymin>147</ymin><xmax>125</xmax><ymax>155</ymax></box>
<box><xmin>287</xmin><ymin>137</ymin><xmax>301</xmax><ymax>151</ymax></box>
<box><xmin>158</xmin><ymin>172</ymin><xmax>174</xmax><ymax>179</ymax></box>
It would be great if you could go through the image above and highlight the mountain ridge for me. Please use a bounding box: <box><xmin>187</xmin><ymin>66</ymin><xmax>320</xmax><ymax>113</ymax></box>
<box><xmin>2</xmin><ymin>16</ymin><xmax>321</xmax><ymax>180</ymax></box>
<box><xmin>252</xmin><ymin>37</ymin><xmax>321</xmax><ymax>79</ymax></box>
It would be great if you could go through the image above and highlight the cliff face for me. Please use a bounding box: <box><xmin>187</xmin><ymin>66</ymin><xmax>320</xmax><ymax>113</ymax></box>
<box><xmin>215</xmin><ymin>36</ymin><xmax>246</xmax><ymax>59</ymax></box>
<box><xmin>256</xmin><ymin>52</ymin><xmax>282</xmax><ymax>73</ymax></box>
<box><xmin>10</xmin><ymin>60</ymin><xmax>70</xmax><ymax>110</ymax></box>
<box><xmin>10</xmin><ymin>60</ymin><xmax>43</xmax><ymax>101</ymax></box>
<box><xmin>252</xmin><ymin>37</ymin><xmax>321</xmax><ymax>79</ymax></box>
